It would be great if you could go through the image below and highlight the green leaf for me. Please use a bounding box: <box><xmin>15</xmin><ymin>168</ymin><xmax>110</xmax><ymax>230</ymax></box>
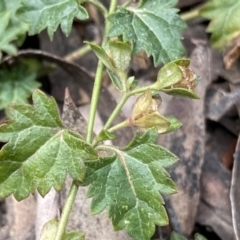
<box><xmin>95</xmin><ymin>130</ymin><xmax>117</xmax><ymax>142</ymax></box>
<box><xmin>107</xmin><ymin>70</ymin><xmax>123</xmax><ymax>91</ymax></box>
<box><xmin>155</xmin><ymin>59</ymin><xmax>190</xmax><ymax>90</ymax></box>
<box><xmin>200</xmin><ymin>0</ymin><xmax>240</xmax><ymax>49</ymax></box>
<box><xmin>109</xmin><ymin>40</ymin><xmax>132</xmax><ymax>72</ymax></box>
<box><xmin>63</xmin><ymin>232</ymin><xmax>85</xmax><ymax>240</ymax></box>
<box><xmin>165</xmin><ymin>116</ymin><xmax>182</xmax><ymax>133</ymax></box>
<box><xmin>0</xmin><ymin>11</ymin><xmax>19</xmax><ymax>59</ymax></box>
<box><xmin>194</xmin><ymin>233</ymin><xmax>207</xmax><ymax>240</ymax></box>
<box><xmin>108</xmin><ymin>0</ymin><xmax>186</xmax><ymax>66</ymax></box>
<box><xmin>0</xmin><ymin>90</ymin><xmax>97</xmax><ymax>200</ymax></box>
<box><xmin>127</xmin><ymin>76</ymin><xmax>138</xmax><ymax>91</ymax></box>
<box><xmin>171</xmin><ymin>232</ymin><xmax>187</xmax><ymax>240</ymax></box>
<box><xmin>0</xmin><ymin>65</ymin><xmax>41</xmax><ymax>111</ymax></box>
<box><xmin>16</xmin><ymin>0</ymin><xmax>88</xmax><ymax>40</ymax></box>
<box><xmin>40</xmin><ymin>219</ymin><xmax>58</xmax><ymax>240</ymax></box>
<box><xmin>0</xmin><ymin>0</ymin><xmax>28</xmax><ymax>47</ymax></box>
<box><xmin>86</xmin><ymin>42</ymin><xmax>116</xmax><ymax>72</ymax></box>
<box><xmin>161</xmin><ymin>88</ymin><xmax>200</xmax><ymax>99</ymax></box>
<box><xmin>83</xmin><ymin>129</ymin><xmax>178</xmax><ymax>240</ymax></box>
<box><xmin>170</xmin><ymin>232</ymin><xmax>207</xmax><ymax>240</ymax></box>
<box><xmin>40</xmin><ymin>220</ymin><xmax>85</xmax><ymax>240</ymax></box>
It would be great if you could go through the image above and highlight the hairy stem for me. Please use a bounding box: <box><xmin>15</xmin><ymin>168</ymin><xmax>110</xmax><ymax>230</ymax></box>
<box><xmin>64</xmin><ymin>44</ymin><xmax>92</xmax><ymax>62</ymax></box>
<box><xmin>55</xmin><ymin>1</ymin><xmax>118</xmax><ymax>239</ymax></box>
<box><xmin>54</xmin><ymin>182</ymin><xmax>79</xmax><ymax>240</ymax></box>
<box><xmin>180</xmin><ymin>5</ymin><xmax>203</xmax><ymax>21</ymax></box>
<box><xmin>108</xmin><ymin>119</ymin><xmax>129</xmax><ymax>133</ymax></box>
<box><xmin>103</xmin><ymin>92</ymin><xmax>130</xmax><ymax>130</ymax></box>
<box><xmin>86</xmin><ymin>0</ymin><xmax>118</xmax><ymax>143</ymax></box>
<box><xmin>86</xmin><ymin>61</ymin><xmax>104</xmax><ymax>143</ymax></box>
<box><xmin>122</xmin><ymin>0</ymin><xmax>132</xmax><ymax>8</ymax></box>
<box><xmin>103</xmin><ymin>84</ymin><xmax>157</xmax><ymax>131</ymax></box>
<box><xmin>130</xmin><ymin>86</ymin><xmax>150</xmax><ymax>95</ymax></box>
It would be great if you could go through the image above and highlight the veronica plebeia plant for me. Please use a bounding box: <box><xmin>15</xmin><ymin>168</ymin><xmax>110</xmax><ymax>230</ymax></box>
<box><xmin>0</xmin><ymin>0</ymin><xmax>204</xmax><ymax>240</ymax></box>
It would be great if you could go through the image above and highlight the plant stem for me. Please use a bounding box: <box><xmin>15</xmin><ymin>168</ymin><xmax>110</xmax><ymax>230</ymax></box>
<box><xmin>85</xmin><ymin>0</ymin><xmax>108</xmax><ymax>17</ymax></box>
<box><xmin>86</xmin><ymin>61</ymin><xmax>104</xmax><ymax>143</ymax></box>
<box><xmin>86</xmin><ymin>0</ymin><xmax>118</xmax><ymax>143</ymax></box>
<box><xmin>54</xmin><ymin>182</ymin><xmax>79</xmax><ymax>240</ymax></box>
<box><xmin>180</xmin><ymin>6</ymin><xmax>202</xmax><ymax>22</ymax></box>
<box><xmin>55</xmin><ymin>1</ymin><xmax>118</xmax><ymax>239</ymax></box>
<box><xmin>130</xmin><ymin>86</ymin><xmax>150</xmax><ymax>95</ymax></box>
<box><xmin>64</xmin><ymin>44</ymin><xmax>92</xmax><ymax>62</ymax></box>
<box><xmin>103</xmin><ymin>84</ymin><xmax>157</xmax><ymax>132</ymax></box>
<box><xmin>122</xmin><ymin>0</ymin><xmax>132</xmax><ymax>8</ymax></box>
<box><xmin>108</xmin><ymin>119</ymin><xmax>129</xmax><ymax>133</ymax></box>
<box><xmin>103</xmin><ymin>92</ymin><xmax>129</xmax><ymax>130</ymax></box>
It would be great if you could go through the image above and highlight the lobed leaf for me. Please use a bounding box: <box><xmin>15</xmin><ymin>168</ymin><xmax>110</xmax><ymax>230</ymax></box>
<box><xmin>83</xmin><ymin>129</ymin><xmax>178</xmax><ymax>240</ymax></box>
<box><xmin>0</xmin><ymin>0</ymin><xmax>28</xmax><ymax>46</ymax></box>
<box><xmin>0</xmin><ymin>90</ymin><xmax>97</xmax><ymax>200</ymax></box>
<box><xmin>108</xmin><ymin>0</ymin><xmax>186</xmax><ymax>66</ymax></box>
<box><xmin>0</xmin><ymin>65</ymin><xmax>41</xmax><ymax>111</ymax></box>
<box><xmin>16</xmin><ymin>0</ymin><xmax>89</xmax><ymax>40</ymax></box>
<box><xmin>0</xmin><ymin>11</ymin><xmax>20</xmax><ymax>59</ymax></box>
<box><xmin>200</xmin><ymin>0</ymin><xmax>240</xmax><ymax>49</ymax></box>
<box><xmin>0</xmin><ymin>1</ymin><xmax>29</xmax><ymax>59</ymax></box>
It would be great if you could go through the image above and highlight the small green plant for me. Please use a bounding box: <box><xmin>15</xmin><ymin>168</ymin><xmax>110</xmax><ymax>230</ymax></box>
<box><xmin>0</xmin><ymin>0</ymin><xmax>206</xmax><ymax>240</ymax></box>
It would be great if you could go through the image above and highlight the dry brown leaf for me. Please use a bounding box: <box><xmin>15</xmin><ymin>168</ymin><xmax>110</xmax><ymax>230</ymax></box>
<box><xmin>224</xmin><ymin>36</ymin><xmax>240</xmax><ymax>70</ymax></box>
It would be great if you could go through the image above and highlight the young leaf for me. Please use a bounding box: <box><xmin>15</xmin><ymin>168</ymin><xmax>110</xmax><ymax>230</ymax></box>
<box><xmin>127</xmin><ymin>76</ymin><xmax>138</xmax><ymax>91</ymax></box>
<box><xmin>0</xmin><ymin>11</ymin><xmax>21</xmax><ymax>59</ymax></box>
<box><xmin>95</xmin><ymin>130</ymin><xmax>117</xmax><ymax>142</ymax></box>
<box><xmin>109</xmin><ymin>41</ymin><xmax>132</xmax><ymax>72</ymax></box>
<box><xmin>16</xmin><ymin>0</ymin><xmax>89</xmax><ymax>40</ymax></box>
<box><xmin>200</xmin><ymin>1</ymin><xmax>240</xmax><ymax>49</ymax></box>
<box><xmin>0</xmin><ymin>90</ymin><xmax>97</xmax><ymax>201</ymax></box>
<box><xmin>83</xmin><ymin>129</ymin><xmax>178</xmax><ymax>240</ymax></box>
<box><xmin>63</xmin><ymin>232</ymin><xmax>85</xmax><ymax>240</ymax></box>
<box><xmin>108</xmin><ymin>0</ymin><xmax>186</xmax><ymax>66</ymax></box>
<box><xmin>161</xmin><ymin>88</ymin><xmax>200</xmax><ymax>99</ymax></box>
<box><xmin>40</xmin><ymin>220</ymin><xmax>85</xmax><ymax>240</ymax></box>
<box><xmin>155</xmin><ymin>59</ymin><xmax>190</xmax><ymax>90</ymax></box>
<box><xmin>86</xmin><ymin>42</ymin><xmax>116</xmax><ymax>72</ymax></box>
<box><xmin>107</xmin><ymin>70</ymin><xmax>123</xmax><ymax>91</ymax></box>
<box><xmin>40</xmin><ymin>219</ymin><xmax>58</xmax><ymax>240</ymax></box>
<box><xmin>0</xmin><ymin>65</ymin><xmax>41</xmax><ymax>111</ymax></box>
<box><xmin>165</xmin><ymin>116</ymin><xmax>182</xmax><ymax>133</ymax></box>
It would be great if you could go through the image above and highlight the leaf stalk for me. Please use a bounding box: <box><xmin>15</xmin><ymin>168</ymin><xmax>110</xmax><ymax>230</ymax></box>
<box><xmin>54</xmin><ymin>182</ymin><xmax>79</xmax><ymax>240</ymax></box>
<box><xmin>86</xmin><ymin>0</ymin><xmax>118</xmax><ymax>143</ymax></box>
<box><xmin>103</xmin><ymin>92</ymin><xmax>130</xmax><ymax>130</ymax></box>
<box><xmin>84</xmin><ymin>0</ymin><xmax>108</xmax><ymax>17</ymax></box>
